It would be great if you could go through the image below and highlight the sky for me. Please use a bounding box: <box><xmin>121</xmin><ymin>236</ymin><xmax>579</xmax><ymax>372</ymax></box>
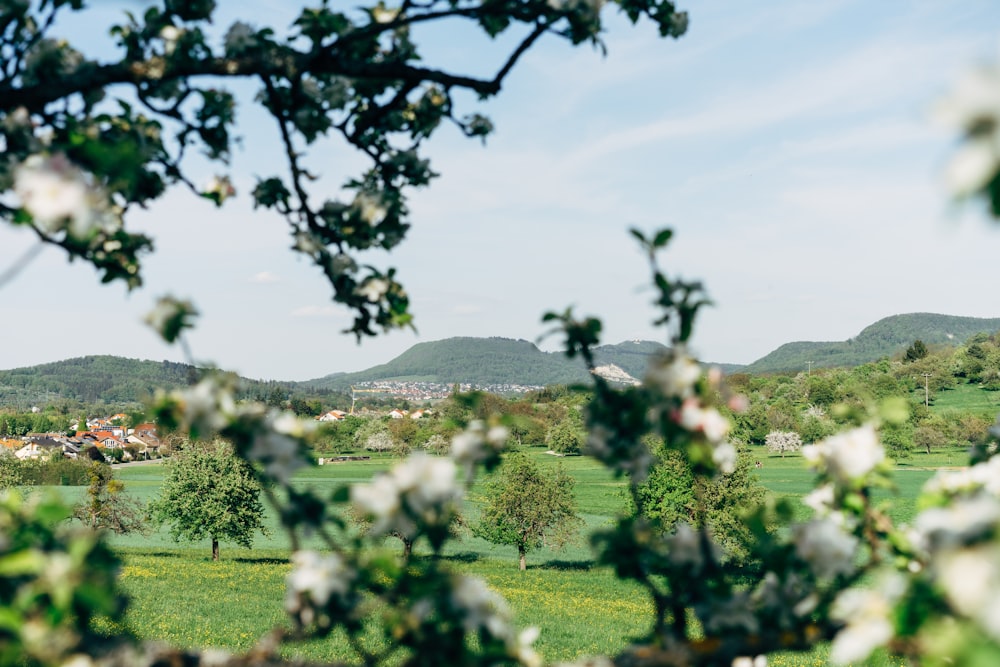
<box><xmin>3</xmin><ymin>0</ymin><xmax>1000</xmax><ymax>382</ymax></box>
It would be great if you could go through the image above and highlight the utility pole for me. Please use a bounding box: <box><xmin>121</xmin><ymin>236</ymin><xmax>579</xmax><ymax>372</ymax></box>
<box><xmin>806</xmin><ymin>361</ymin><xmax>813</xmax><ymax>375</ymax></box>
<box><xmin>921</xmin><ymin>373</ymin><xmax>932</xmax><ymax>407</ymax></box>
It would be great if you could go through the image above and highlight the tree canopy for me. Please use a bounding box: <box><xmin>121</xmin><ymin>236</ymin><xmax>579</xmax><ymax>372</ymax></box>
<box><xmin>473</xmin><ymin>451</ymin><xmax>582</xmax><ymax>570</ymax></box>
<box><xmin>149</xmin><ymin>441</ymin><xmax>267</xmax><ymax>560</ymax></box>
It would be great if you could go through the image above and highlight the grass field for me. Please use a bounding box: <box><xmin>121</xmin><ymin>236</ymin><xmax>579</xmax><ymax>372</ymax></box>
<box><xmin>929</xmin><ymin>383</ymin><xmax>1000</xmax><ymax>415</ymax></box>
<box><xmin>64</xmin><ymin>444</ymin><xmax>971</xmax><ymax>666</ymax></box>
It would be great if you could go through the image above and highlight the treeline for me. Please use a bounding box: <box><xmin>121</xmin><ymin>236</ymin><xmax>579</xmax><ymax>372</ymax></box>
<box><xmin>0</xmin><ymin>355</ymin><xmax>352</xmax><ymax>413</ymax></box>
<box><xmin>730</xmin><ymin>332</ymin><xmax>1000</xmax><ymax>457</ymax></box>
<box><xmin>744</xmin><ymin>313</ymin><xmax>1000</xmax><ymax>373</ymax></box>
<box><xmin>312</xmin><ymin>386</ymin><xmax>587</xmax><ymax>457</ymax></box>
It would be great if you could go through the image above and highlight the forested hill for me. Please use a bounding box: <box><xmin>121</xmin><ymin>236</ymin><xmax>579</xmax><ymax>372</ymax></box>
<box><xmin>301</xmin><ymin>337</ymin><xmax>742</xmax><ymax>390</ymax></box>
<box><xmin>743</xmin><ymin>313</ymin><xmax>1000</xmax><ymax>374</ymax></box>
<box><xmin>303</xmin><ymin>337</ymin><xmax>593</xmax><ymax>389</ymax></box>
<box><xmin>0</xmin><ymin>355</ymin><xmax>298</xmax><ymax>408</ymax></box>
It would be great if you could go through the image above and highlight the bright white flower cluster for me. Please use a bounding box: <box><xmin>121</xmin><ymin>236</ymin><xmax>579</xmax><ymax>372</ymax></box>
<box><xmin>14</xmin><ymin>154</ymin><xmax>118</xmax><ymax>240</ymax></box>
<box><xmin>829</xmin><ymin>582</ymin><xmax>898</xmax><ymax>666</ymax></box>
<box><xmin>645</xmin><ymin>348</ymin><xmax>701</xmax><ymax>398</ymax></box>
<box><xmin>923</xmin><ymin>454</ymin><xmax>1000</xmax><ymax>497</ymax></box>
<box><xmin>935</xmin><ymin>61</ymin><xmax>1000</xmax><ymax>197</ymax></box>
<box><xmin>356</xmin><ymin>277</ymin><xmax>390</xmax><ymax>302</ymax></box>
<box><xmin>202</xmin><ymin>175</ymin><xmax>236</xmax><ymax>204</ymax></box>
<box><xmin>792</xmin><ymin>516</ymin><xmax>859</xmax><ymax>580</ymax></box>
<box><xmin>285</xmin><ymin>550</ymin><xmax>355</xmax><ymax>625</ymax></box>
<box><xmin>450</xmin><ymin>575</ymin><xmax>541</xmax><ymax>667</ymax></box>
<box><xmin>168</xmin><ymin>376</ymin><xmax>236</xmax><ymax>438</ymax></box>
<box><xmin>731</xmin><ymin>657</ymin><xmax>767</xmax><ymax>667</ymax></box>
<box><xmin>802</xmin><ymin>425</ymin><xmax>883</xmax><ymax>484</ymax></box>
<box><xmin>351</xmin><ymin>452</ymin><xmax>461</xmax><ymax>539</ymax></box>
<box><xmin>451</xmin><ymin>420</ymin><xmax>509</xmax><ymax>475</ymax></box>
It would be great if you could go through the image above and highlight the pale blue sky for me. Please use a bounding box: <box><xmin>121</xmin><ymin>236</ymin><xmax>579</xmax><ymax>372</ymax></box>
<box><xmin>2</xmin><ymin>1</ymin><xmax>1000</xmax><ymax>381</ymax></box>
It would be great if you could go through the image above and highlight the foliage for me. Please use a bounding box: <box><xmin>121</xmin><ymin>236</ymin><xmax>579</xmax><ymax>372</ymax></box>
<box><xmin>744</xmin><ymin>313</ymin><xmax>1000</xmax><ymax>373</ymax></box>
<box><xmin>474</xmin><ymin>451</ymin><xmax>583</xmax><ymax>570</ymax></box>
<box><xmin>16</xmin><ymin>456</ymin><xmax>93</xmax><ymax>485</ymax></box>
<box><xmin>0</xmin><ymin>452</ymin><xmax>22</xmax><ymax>489</ymax></box>
<box><xmin>0</xmin><ymin>491</ymin><xmax>126</xmax><ymax>665</ymax></box>
<box><xmin>148</xmin><ymin>441</ymin><xmax>267</xmax><ymax>560</ymax></box>
<box><xmin>73</xmin><ymin>462</ymin><xmax>147</xmax><ymax>535</ymax></box>
<box><xmin>545</xmin><ymin>418</ymin><xmax>584</xmax><ymax>455</ymax></box>
<box><xmin>631</xmin><ymin>439</ymin><xmax>769</xmax><ymax>564</ymax></box>
<box><xmin>904</xmin><ymin>339</ymin><xmax>929</xmax><ymax>362</ymax></box>
<box><xmin>765</xmin><ymin>431</ymin><xmax>803</xmax><ymax>458</ymax></box>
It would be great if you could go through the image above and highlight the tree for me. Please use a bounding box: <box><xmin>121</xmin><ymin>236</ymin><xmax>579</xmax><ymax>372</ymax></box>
<box><xmin>149</xmin><ymin>442</ymin><xmax>267</xmax><ymax>560</ymax></box>
<box><xmin>632</xmin><ymin>439</ymin><xmax>769</xmax><ymax>564</ymax></box>
<box><xmin>765</xmin><ymin>430</ymin><xmax>803</xmax><ymax>458</ymax></box>
<box><xmin>545</xmin><ymin>418</ymin><xmax>584</xmax><ymax>454</ymax></box>
<box><xmin>473</xmin><ymin>452</ymin><xmax>582</xmax><ymax>570</ymax></box>
<box><xmin>904</xmin><ymin>339</ymin><xmax>928</xmax><ymax>362</ymax></box>
<box><xmin>0</xmin><ymin>451</ymin><xmax>21</xmax><ymax>490</ymax></box>
<box><xmin>73</xmin><ymin>462</ymin><xmax>147</xmax><ymax>535</ymax></box>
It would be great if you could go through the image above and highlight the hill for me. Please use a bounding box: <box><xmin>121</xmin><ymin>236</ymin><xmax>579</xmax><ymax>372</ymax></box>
<box><xmin>302</xmin><ymin>337</ymin><xmax>593</xmax><ymax>390</ymax></box>
<box><xmin>301</xmin><ymin>337</ymin><xmax>742</xmax><ymax>391</ymax></box>
<box><xmin>742</xmin><ymin>313</ymin><xmax>1000</xmax><ymax>374</ymax></box>
<box><xmin>0</xmin><ymin>355</ymin><xmax>306</xmax><ymax>409</ymax></box>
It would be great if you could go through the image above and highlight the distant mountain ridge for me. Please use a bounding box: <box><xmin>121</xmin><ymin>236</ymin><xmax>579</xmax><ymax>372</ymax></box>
<box><xmin>5</xmin><ymin>313</ymin><xmax>999</xmax><ymax>407</ymax></box>
<box><xmin>742</xmin><ymin>313</ymin><xmax>1000</xmax><ymax>374</ymax></box>
<box><xmin>0</xmin><ymin>355</ymin><xmax>301</xmax><ymax>409</ymax></box>
<box><xmin>300</xmin><ymin>337</ymin><xmax>740</xmax><ymax>391</ymax></box>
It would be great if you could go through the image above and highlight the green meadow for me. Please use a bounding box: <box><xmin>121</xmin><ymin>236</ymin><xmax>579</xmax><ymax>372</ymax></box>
<box><xmin>70</xmin><ymin>445</ymin><xmax>966</xmax><ymax>666</ymax></box>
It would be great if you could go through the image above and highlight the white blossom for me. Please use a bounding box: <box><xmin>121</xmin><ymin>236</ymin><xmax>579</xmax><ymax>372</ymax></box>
<box><xmin>924</xmin><ymin>455</ymin><xmax>1000</xmax><ymax>497</ymax></box>
<box><xmin>678</xmin><ymin>399</ymin><xmax>730</xmax><ymax>444</ymax></box>
<box><xmin>285</xmin><ymin>550</ymin><xmax>354</xmax><ymax>621</ymax></box>
<box><xmin>913</xmin><ymin>494</ymin><xmax>1000</xmax><ymax>551</ymax></box>
<box><xmin>802</xmin><ymin>425</ymin><xmax>883</xmax><ymax>483</ymax></box>
<box><xmin>451</xmin><ymin>574</ymin><xmax>512</xmax><ymax>638</ymax></box>
<box><xmin>829</xmin><ymin>587</ymin><xmax>895</xmax><ymax>665</ymax></box>
<box><xmin>935</xmin><ymin>63</ymin><xmax>1000</xmax><ymax>198</ymax></box>
<box><xmin>356</xmin><ymin>277</ymin><xmax>390</xmax><ymax>302</ymax></box>
<box><xmin>14</xmin><ymin>155</ymin><xmax>91</xmax><ymax>235</ymax></box>
<box><xmin>204</xmin><ymin>175</ymin><xmax>235</xmax><ymax>202</ymax></box>
<box><xmin>793</xmin><ymin>517</ymin><xmax>858</xmax><ymax>580</ymax></box>
<box><xmin>802</xmin><ymin>483</ymin><xmax>836</xmax><ymax>516</ymax></box>
<box><xmin>731</xmin><ymin>655</ymin><xmax>767</xmax><ymax>667</ymax></box>
<box><xmin>645</xmin><ymin>349</ymin><xmax>701</xmax><ymax>398</ymax></box>
<box><xmin>143</xmin><ymin>296</ymin><xmax>196</xmax><ymax>343</ymax></box>
<box><xmin>356</xmin><ymin>193</ymin><xmax>388</xmax><ymax>225</ymax></box>
<box><xmin>713</xmin><ymin>442</ymin><xmax>737</xmax><ymax>475</ymax></box>
<box><xmin>159</xmin><ymin>25</ymin><xmax>182</xmax><ymax>54</ymax></box>
<box><xmin>351</xmin><ymin>452</ymin><xmax>460</xmax><ymax>538</ymax></box>
<box><xmin>175</xmin><ymin>376</ymin><xmax>235</xmax><ymax>437</ymax></box>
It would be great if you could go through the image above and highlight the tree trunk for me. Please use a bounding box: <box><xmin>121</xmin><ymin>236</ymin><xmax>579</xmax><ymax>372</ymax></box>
<box><xmin>212</xmin><ymin>538</ymin><xmax>219</xmax><ymax>561</ymax></box>
<box><xmin>518</xmin><ymin>545</ymin><xmax>526</xmax><ymax>571</ymax></box>
<box><xmin>402</xmin><ymin>537</ymin><xmax>412</xmax><ymax>561</ymax></box>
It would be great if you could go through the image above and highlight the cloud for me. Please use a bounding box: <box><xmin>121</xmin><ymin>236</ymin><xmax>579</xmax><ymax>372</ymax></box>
<box><xmin>250</xmin><ymin>271</ymin><xmax>280</xmax><ymax>284</ymax></box>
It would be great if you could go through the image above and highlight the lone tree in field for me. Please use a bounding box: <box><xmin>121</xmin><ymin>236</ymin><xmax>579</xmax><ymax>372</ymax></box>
<box><xmin>473</xmin><ymin>452</ymin><xmax>582</xmax><ymax>571</ymax></box>
<box><xmin>765</xmin><ymin>430</ymin><xmax>803</xmax><ymax>457</ymax></box>
<box><xmin>150</xmin><ymin>442</ymin><xmax>267</xmax><ymax>560</ymax></box>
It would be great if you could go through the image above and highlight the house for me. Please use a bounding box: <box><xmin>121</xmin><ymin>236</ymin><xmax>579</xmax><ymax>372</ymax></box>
<box><xmin>92</xmin><ymin>431</ymin><xmax>124</xmax><ymax>450</ymax></box>
<box><xmin>15</xmin><ymin>437</ymin><xmax>66</xmax><ymax>461</ymax></box>
<box><xmin>388</xmin><ymin>409</ymin><xmax>407</xmax><ymax>419</ymax></box>
<box><xmin>318</xmin><ymin>410</ymin><xmax>347</xmax><ymax>422</ymax></box>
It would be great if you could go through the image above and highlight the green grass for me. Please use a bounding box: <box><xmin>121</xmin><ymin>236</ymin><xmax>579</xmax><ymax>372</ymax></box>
<box><xmin>62</xmin><ymin>445</ymin><xmax>969</xmax><ymax>665</ymax></box>
<box><xmin>929</xmin><ymin>383</ymin><xmax>1000</xmax><ymax>415</ymax></box>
